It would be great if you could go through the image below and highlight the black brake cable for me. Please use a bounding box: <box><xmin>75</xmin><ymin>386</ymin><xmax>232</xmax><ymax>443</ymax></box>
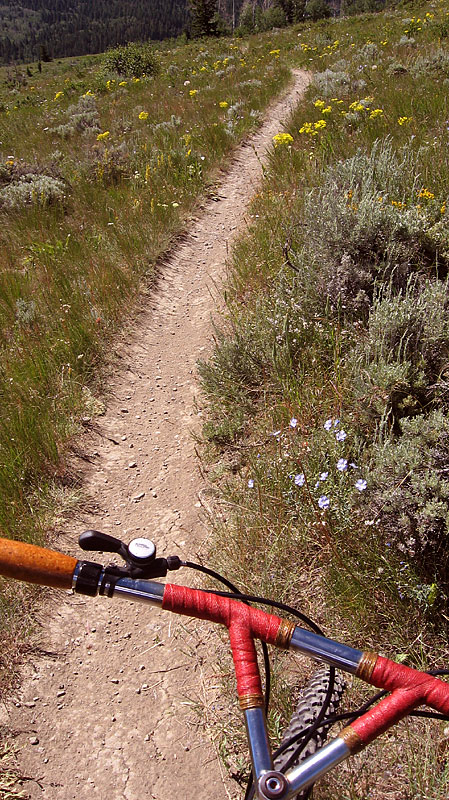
<box><xmin>180</xmin><ymin>563</ymin><xmax>335</xmax><ymax>800</ymax></box>
<box><xmin>180</xmin><ymin>563</ymin><xmax>449</xmax><ymax>797</ymax></box>
<box><xmin>181</xmin><ymin>562</ymin><xmax>271</xmax><ymax>714</ymax></box>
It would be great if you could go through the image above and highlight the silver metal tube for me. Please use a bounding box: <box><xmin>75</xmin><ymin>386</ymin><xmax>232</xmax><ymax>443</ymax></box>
<box><xmin>290</xmin><ymin>627</ymin><xmax>362</xmax><ymax>674</ymax></box>
<box><xmin>105</xmin><ymin>577</ymin><xmax>164</xmax><ymax>606</ymax></box>
<box><xmin>284</xmin><ymin>737</ymin><xmax>350</xmax><ymax>797</ymax></box>
<box><xmin>244</xmin><ymin>707</ymin><xmax>273</xmax><ymax>780</ymax></box>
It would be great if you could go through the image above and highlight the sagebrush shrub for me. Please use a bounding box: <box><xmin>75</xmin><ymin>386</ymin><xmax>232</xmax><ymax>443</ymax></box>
<box><xmin>52</xmin><ymin>95</ymin><xmax>100</xmax><ymax>138</ymax></box>
<box><xmin>350</xmin><ymin>279</ymin><xmax>449</xmax><ymax>428</ymax></box>
<box><xmin>301</xmin><ymin>139</ymin><xmax>448</xmax><ymax>319</ymax></box>
<box><xmin>0</xmin><ymin>174</ymin><xmax>67</xmax><ymax>209</ymax></box>
<box><xmin>410</xmin><ymin>49</ymin><xmax>449</xmax><ymax>78</ymax></box>
<box><xmin>363</xmin><ymin>410</ymin><xmax>449</xmax><ymax>587</ymax></box>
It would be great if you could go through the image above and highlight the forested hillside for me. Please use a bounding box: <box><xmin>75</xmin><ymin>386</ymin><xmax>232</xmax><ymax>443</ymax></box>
<box><xmin>0</xmin><ymin>0</ymin><xmax>189</xmax><ymax>64</ymax></box>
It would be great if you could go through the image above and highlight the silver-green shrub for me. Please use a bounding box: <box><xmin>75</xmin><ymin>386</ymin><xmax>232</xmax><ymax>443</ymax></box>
<box><xmin>411</xmin><ymin>48</ymin><xmax>449</xmax><ymax>78</ymax></box>
<box><xmin>52</xmin><ymin>95</ymin><xmax>100</xmax><ymax>138</ymax></box>
<box><xmin>301</xmin><ymin>139</ymin><xmax>447</xmax><ymax>318</ymax></box>
<box><xmin>363</xmin><ymin>410</ymin><xmax>449</xmax><ymax>589</ymax></box>
<box><xmin>350</xmin><ymin>279</ymin><xmax>449</xmax><ymax>427</ymax></box>
<box><xmin>0</xmin><ymin>174</ymin><xmax>67</xmax><ymax>209</ymax></box>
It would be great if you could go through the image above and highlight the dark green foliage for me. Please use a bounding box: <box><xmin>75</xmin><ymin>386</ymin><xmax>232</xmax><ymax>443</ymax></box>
<box><xmin>277</xmin><ymin>0</ymin><xmax>306</xmax><ymax>22</ymax></box>
<box><xmin>189</xmin><ymin>0</ymin><xmax>220</xmax><ymax>36</ymax></box>
<box><xmin>305</xmin><ymin>0</ymin><xmax>331</xmax><ymax>20</ymax></box>
<box><xmin>0</xmin><ymin>0</ymin><xmax>189</xmax><ymax>64</ymax></box>
<box><xmin>364</xmin><ymin>411</ymin><xmax>449</xmax><ymax>588</ymax></box>
<box><xmin>102</xmin><ymin>41</ymin><xmax>159</xmax><ymax>78</ymax></box>
<box><xmin>238</xmin><ymin>1</ymin><xmax>288</xmax><ymax>33</ymax></box>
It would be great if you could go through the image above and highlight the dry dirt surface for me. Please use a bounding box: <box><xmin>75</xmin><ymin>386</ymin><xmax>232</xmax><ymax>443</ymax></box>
<box><xmin>1</xmin><ymin>70</ymin><xmax>309</xmax><ymax>800</ymax></box>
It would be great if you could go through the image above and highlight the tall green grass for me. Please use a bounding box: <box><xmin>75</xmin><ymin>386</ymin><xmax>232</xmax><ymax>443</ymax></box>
<box><xmin>0</xmin><ymin>34</ymin><xmax>292</xmax><ymax>547</ymax></box>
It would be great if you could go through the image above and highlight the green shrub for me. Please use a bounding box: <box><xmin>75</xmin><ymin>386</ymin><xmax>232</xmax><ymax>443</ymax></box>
<box><xmin>350</xmin><ymin>280</ymin><xmax>449</xmax><ymax>429</ymax></box>
<box><xmin>102</xmin><ymin>42</ymin><xmax>159</xmax><ymax>78</ymax></box>
<box><xmin>300</xmin><ymin>139</ymin><xmax>448</xmax><ymax>320</ymax></box>
<box><xmin>52</xmin><ymin>95</ymin><xmax>100</xmax><ymax>138</ymax></box>
<box><xmin>0</xmin><ymin>174</ymin><xmax>68</xmax><ymax>210</ymax></box>
<box><xmin>363</xmin><ymin>410</ymin><xmax>449</xmax><ymax>589</ymax></box>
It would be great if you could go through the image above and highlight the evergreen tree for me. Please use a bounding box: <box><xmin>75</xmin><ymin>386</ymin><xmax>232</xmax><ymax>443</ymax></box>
<box><xmin>189</xmin><ymin>0</ymin><xmax>219</xmax><ymax>36</ymax></box>
<box><xmin>276</xmin><ymin>0</ymin><xmax>305</xmax><ymax>21</ymax></box>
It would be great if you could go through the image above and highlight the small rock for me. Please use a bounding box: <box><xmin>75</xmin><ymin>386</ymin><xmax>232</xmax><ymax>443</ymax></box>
<box><xmin>121</xmin><ymin>408</ymin><xmax>129</xmax><ymax>413</ymax></box>
<box><xmin>128</xmin><ymin>461</ymin><xmax>137</xmax><ymax>468</ymax></box>
<box><xmin>133</xmin><ymin>492</ymin><xmax>145</xmax><ymax>502</ymax></box>
<box><xmin>29</xmin><ymin>736</ymin><xmax>39</xmax><ymax>745</ymax></box>
<box><xmin>24</xmin><ymin>701</ymin><xmax>36</xmax><ymax>708</ymax></box>
<box><xmin>110</xmin><ymin>678</ymin><xmax>119</xmax><ymax>684</ymax></box>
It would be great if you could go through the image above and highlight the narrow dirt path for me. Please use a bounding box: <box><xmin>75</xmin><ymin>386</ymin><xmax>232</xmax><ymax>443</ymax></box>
<box><xmin>2</xmin><ymin>70</ymin><xmax>309</xmax><ymax>800</ymax></box>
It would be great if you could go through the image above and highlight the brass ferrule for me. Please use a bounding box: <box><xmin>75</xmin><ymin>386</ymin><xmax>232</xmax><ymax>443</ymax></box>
<box><xmin>239</xmin><ymin>693</ymin><xmax>265</xmax><ymax>711</ymax></box>
<box><xmin>274</xmin><ymin>618</ymin><xmax>296</xmax><ymax>649</ymax></box>
<box><xmin>338</xmin><ymin>725</ymin><xmax>364</xmax><ymax>754</ymax></box>
<box><xmin>356</xmin><ymin>650</ymin><xmax>378</xmax><ymax>682</ymax></box>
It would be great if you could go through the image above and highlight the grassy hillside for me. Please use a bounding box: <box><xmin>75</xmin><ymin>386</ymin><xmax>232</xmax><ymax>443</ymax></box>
<box><xmin>198</xmin><ymin>4</ymin><xmax>449</xmax><ymax>797</ymax></box>
<box><xmin>0</xmin><ymin>34</ymin><xmax>293</xmax><ymax>703</ymax></box>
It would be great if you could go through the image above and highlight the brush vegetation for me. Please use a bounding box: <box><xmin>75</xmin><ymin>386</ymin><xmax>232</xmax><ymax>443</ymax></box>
<box><xmin>198</xmin><ymin>3</ymin><xmax>449</xmax><ymax>797</ymax></box>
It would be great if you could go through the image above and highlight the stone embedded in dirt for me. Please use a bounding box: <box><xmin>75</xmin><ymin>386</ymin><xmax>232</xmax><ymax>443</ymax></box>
<box><xmin>128</xmin><ymin>461</ymin><xmax>137</xmax><ymax>468</ymax></box>
<box><xmin>24</xmin><ymin>701</ymin><xmax>36</xmax><ymax>708</ymax></box>
<box><xmin>29</xmin><ymin>736</ymin><xmax>39</xmax><ymax>745</ymax></box>
<box><xmin>133</xmin><ymin>492</ymin><xmax>145</xmax><ymax>502</ymax></box>
<box><xmin>121</xmin><ymin>408</ymin><xmax>129</xmax><ymax>413</ymax></box>
<box><xmin>57</xmin><ymin>690</ymin><xmax>65</xmax><ymax>697</ymax></box>
<box><xmin>110</xmin><ymin>678</ymin><xmax>119</xmax><ymax>684</ymax></box>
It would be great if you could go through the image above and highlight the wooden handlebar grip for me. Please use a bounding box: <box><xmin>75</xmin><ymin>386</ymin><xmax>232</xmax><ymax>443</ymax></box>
<box><xmin>0</xmin><ymin>537</ymin><xmax>78</xmax><ymax>589</ymax></box>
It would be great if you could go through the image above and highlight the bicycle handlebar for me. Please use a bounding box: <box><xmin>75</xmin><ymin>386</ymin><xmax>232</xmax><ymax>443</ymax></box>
<box><xmin>1</xmin><ymin>534</ymin><xmax>449</xmax><ymax>799</ymax></box>
<box><xmin>0</xmin><ymin>536</ymin><xmax>78</xmax><ymax>589</ymax></box>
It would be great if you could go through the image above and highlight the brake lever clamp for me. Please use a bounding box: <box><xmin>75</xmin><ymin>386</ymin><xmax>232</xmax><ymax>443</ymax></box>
<box><xmin>77</xmin><ymin>531</ymin><xmax>182</xmax><ymax>595</ymax></box>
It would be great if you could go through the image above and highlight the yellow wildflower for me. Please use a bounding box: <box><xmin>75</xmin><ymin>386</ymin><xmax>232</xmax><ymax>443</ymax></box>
<box><xmin>54</xmin><ymin>91</ymin><xmax>64</xmax><ymax>101</ymax></box>
<box><xmin>219</xmin><ymin>101</ymin><xmax>228</xmax><ymax>108</ymax></box>
<box><xmin>370</xmin><ymin>109</ymin><xmax>384</xmax><ymax>118</ymax></box>
<box><xmin>269</xmin><ymin>49</ymin><xmax>280</xmax><ymax>55</ymax></box>
<box><xmin>97</xmin><ymin>131</ymin><xmax>110</xmax><ymax>141</ymax></box>
<box><xmin>322</xmin><ymin>106</ymin><xmax>332</xmax><ymax>114</ymax></box>
<box><xmin>314</xmin><ymin>99</ymin><xmax>325</xmax><ymax>108</ymax></box>
<box><xmin>398</xmin><ymin>116</ymin><xmax>412</xmax><ymax>125</ymax></box>
<box><xmin>119</xmin><ymin>81</ymin><xmax>127</xmax><ymax>87</ymax></box>
<box><xmin>139</xmin><ymin>111</ymin><xmax>149</xmax><ymax>120</ymax></box>
<box><xmin>189</xmin><ymin>89</ymin><xmax>198</xmax><ymax>97</ymax></box>
<box><xmin>418</xmin><ymin>188</ymin><xmax>435</xmax><ymax>199</ymax></box>
<box><xmin>272</xmin><ymin>132</ymin><xmax>294</xmax><ymax>146</ymax></box>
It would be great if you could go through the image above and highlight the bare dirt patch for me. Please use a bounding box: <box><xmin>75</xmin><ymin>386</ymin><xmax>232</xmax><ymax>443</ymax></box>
<box><xmin>0</xmin><ymin>70</ymin><xmax>309</xmax><ymax>800</ymax></box>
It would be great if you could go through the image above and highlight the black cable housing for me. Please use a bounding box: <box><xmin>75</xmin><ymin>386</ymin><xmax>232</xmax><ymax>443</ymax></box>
<box><xmin>180</xmin><ymin>560</ymin><xmax>449</xmax><ymax>800</ymax></box>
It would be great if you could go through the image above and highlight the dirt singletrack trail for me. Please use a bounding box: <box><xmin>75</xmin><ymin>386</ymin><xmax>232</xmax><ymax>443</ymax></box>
<box><xmin>2</xmin><ymin>70</ymin><xmax>309</xmax><ymax>800</ymax></box>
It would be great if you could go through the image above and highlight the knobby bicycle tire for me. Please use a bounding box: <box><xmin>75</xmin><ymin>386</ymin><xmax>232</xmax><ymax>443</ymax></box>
<box><xmin>274</xmin><ymin>665</ymin><xmax>346</xmax><ymax>799</ymax></box>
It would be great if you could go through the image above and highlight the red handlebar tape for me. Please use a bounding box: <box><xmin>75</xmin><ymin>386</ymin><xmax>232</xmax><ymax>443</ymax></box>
<box><xmin>162</xmin><ymin>584</ymin><xmax>285</xmax><ymax>700</ymax></box>
<box><xmin>349</xmin><ymin>655</ymin><xmax>449</xmax><ymax>747</ymax></box>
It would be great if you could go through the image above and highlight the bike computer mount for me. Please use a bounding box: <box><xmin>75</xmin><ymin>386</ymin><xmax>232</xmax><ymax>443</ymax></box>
<box><xmin>78</xmin><ymin>530</ymin><xmax>182</xmax><ymax>579</ymax></box>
